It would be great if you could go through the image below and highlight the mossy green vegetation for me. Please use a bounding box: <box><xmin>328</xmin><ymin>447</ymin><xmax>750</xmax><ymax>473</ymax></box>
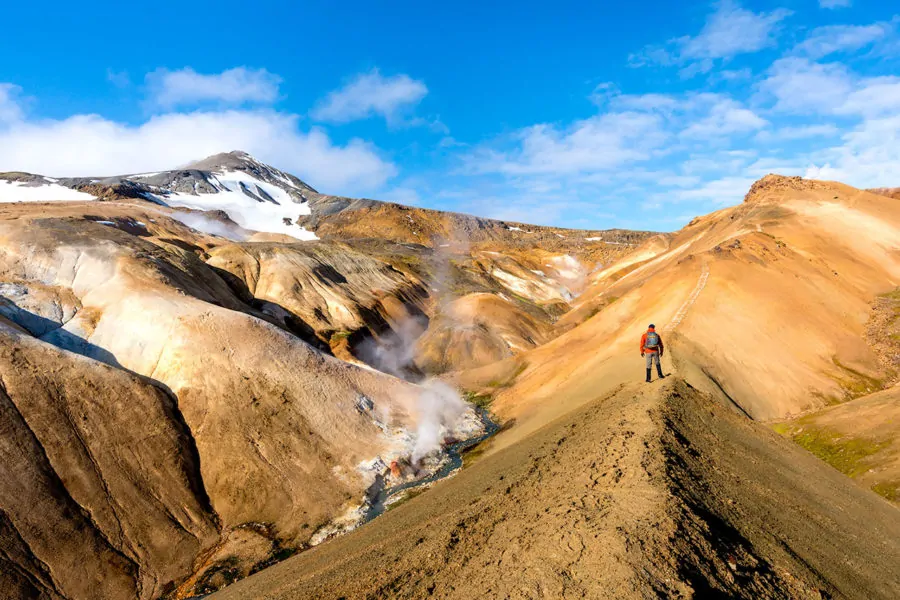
<box><xmin>462</xmin><ymin>442</ymin><xmax>490</xmax><ymax>468</ymax></box>
<box><xmin>774</xmin><ymin>422</ymin><xmax>888</xmax><ymax>479</ymax></box>
<box><xmin>792</xmin><ymin>428</ymin><xmax>887</xmax><ymax>478</ymax></box>
<box><xmin>872</xmin><ymin>481</ymin><xmax>900</xmax><ymax>503</ymax></box>
<box><xmin>463</xmin><ymin>390</ymin><xmax>493</xmax><ymax>408</ymax></box>
<box><xmin>829</xmin><ymin>357</ymin><xmax>885</xmax><ymax>400</ymax></box>
<box><xmin>587</xmin><ymin>296</ymin><xmax>619</xmax><ymax>320</ymax></box>
<box><xmin>385</xmin><ymin>488</ymin><xmax>426</xmax><ymax>512</ymax></box>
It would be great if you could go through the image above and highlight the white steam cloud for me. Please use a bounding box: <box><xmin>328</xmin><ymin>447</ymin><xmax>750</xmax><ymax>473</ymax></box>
<box><xmin>411</xmin><ymin>380</ymin><xmax>469</xmax><ymax>463</ymax></box>
<box><xmin>170</xmin><ymin>211</ymin><xmax>248</xmax><ymax>241</ymax></box>
<box><xmin>356</xmin><ymin>237</ymin><xmax>477</xmax><ymax>464</ymax></box>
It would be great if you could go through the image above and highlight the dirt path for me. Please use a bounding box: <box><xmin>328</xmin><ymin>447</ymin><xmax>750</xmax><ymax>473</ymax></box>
<box><xmin>664</xmin><ymin>262</ymin><xmax>709</xmax><ymax>333</ymax></box>
<box><xmin>211</xmin><ymin>377</ymin><xmax>900</xmax><ymax>599</ymax></box>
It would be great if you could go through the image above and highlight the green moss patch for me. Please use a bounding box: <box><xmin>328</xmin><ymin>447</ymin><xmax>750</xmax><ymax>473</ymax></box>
<box><xmin>775</xmin><ymin>423</ymin><xmax>889</xmax><ymax>479</ymax></box>
<box><xmin>463</xmin><ymin>391</ymin><xmax>493</xmax><ymax>408</ymax></box>
<box><xmin>829</xmin><ymin>357</ymin><xmax>885</xmax><ymax>401</ymax></box>
<box><xmin>872</xmin><ymin>481</ymin><xmax>900</xmax><ymax>503</ymax></box>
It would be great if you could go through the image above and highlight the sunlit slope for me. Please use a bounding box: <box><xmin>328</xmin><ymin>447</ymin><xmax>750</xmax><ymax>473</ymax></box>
<box><xmin>0</xmin><ymin>319</ymin><xmax>219</xmax><ymax>600</ymax></box>
<box><xmin>476</xmin><ymin>175</ymin><xmax>900</xmax><ymax>424</ymax></box>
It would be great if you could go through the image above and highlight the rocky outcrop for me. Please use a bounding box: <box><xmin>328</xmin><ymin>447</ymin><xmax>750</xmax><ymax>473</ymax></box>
<box><xmin>868</xmin><ymin>187</ymin><xmax>900</xmax><ymax>200</ymax></box>
<box><xmin>742</xmin><ymin>174</ymin><xmax>832</xmax><ymax>204</ymax></box>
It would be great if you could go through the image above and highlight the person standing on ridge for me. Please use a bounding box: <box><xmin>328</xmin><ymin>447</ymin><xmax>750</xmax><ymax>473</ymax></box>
<box><xmin>640</xmin><ymin>324</ymin><xmax>665</xmax><ymax>383</ymax></box>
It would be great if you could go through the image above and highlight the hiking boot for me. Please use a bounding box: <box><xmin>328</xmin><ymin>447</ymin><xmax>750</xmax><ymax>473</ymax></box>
<box><xmin>646</xmin><ymin>369</ymin><xmax>652</xmax><ymax>383</ymax></box>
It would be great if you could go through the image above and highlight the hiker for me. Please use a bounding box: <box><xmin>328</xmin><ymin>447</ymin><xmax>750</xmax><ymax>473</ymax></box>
<box><xmin>640</xmin><ymin>324</ymin><xmax>665</xmax><ymax>383</ymax></box>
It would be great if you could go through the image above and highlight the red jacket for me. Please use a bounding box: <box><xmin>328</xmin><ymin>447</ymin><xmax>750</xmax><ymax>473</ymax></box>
<box><xmin>640</xmin><ymin>329</ymin><xmax>664</xmax><ymax>354</ymax></box>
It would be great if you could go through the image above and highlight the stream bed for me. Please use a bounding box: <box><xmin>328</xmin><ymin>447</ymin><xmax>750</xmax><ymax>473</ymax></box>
<box><xmin>362</xmin><ymin>407</ymin><xmax>500</xmax><ymax>523</ymax></box>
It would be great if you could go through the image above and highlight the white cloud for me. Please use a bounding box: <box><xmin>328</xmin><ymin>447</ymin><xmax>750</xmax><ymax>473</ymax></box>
<box><xmin>711</xmin><ymin>68</ymin><xmax>753</xmax><ymax>82</ymax></box>
<box><xmin>804</xmin><ymin>114</ymin><xmax>900</xmax><ymax>186</ymax></box>
<box><xmin>0</xmin><ymin>85</ymin><xmax>395</xmax><ymax>195</ymax></box>
<box><xmin>669</xmin><ymin>175</ymin><xmax>760</xmax><ymax>205</ymax></box>
<box><xmin>680</xmin><ymin>98</ymin><xmax>768</xmax><ymax>138</ymax></box>
<box><xmin>630</xmin><ymin>1</ymin><xmax>792</xmax><ymax>76</ymax></box>
<box><xmin>681</xmin><ymin>1</ymin><xmax>792</xmax><ymax>60</ymax></box>
<box><xmin>609</xmin><ymin>93</ymin><xmax>680</xmax><ymax>113</ymax></box>
<box><xmin>311</xmin><ymin>69</ymin><xmax>428</xmax><ymax>124</ymax></box>
<box><xmin>464</xmin><ymin>111</ymin><xmax>668</xmax><ymax>176</ymax></box>
<box><xmin>464</xmin><ymin>91</ymin><xmax>771</xmax><ymax>189</ymax></box>
<box><xmin>146</xmin><ymin>67</ymin><xmax>282</xmax><ymax>109</ymax></box>
<box><xmin>839</xmin><ymin>76</ymin><xmax>900</xmax><ymax>117</ymax></box>
<box><xmin>760</xmin><ymin>58</ymin><xmax>900</xmax><ymax>118</ymax></box>
<box><xmin>819</xmin><ymin>0</ymin><xmax>852</xmax><ymax>9</ymax></box>
<box><xmin>755</xmin><ymin>124</ymin><xmax>840</xmax><ymax>142</ymax></box>
<box><xmin>758</xmin><ymin>57</ymin><xmax>853</xmax><ymax>113</ymax></box>
<box><xmin>795</xmin><ymin>21</ymin><xmax>894</xmax><ymax>58</ymax></box>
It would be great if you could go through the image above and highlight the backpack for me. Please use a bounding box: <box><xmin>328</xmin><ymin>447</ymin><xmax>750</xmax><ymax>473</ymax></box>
<box><xmin>645</xmin><ymin>331</ymin><xmax>660</xmax><ymax>350</ymax></box>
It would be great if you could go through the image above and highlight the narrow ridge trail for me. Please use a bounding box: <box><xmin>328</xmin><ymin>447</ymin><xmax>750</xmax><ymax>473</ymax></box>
<box><xmin>210</xmin><ymin>377</ymin><xmax>900</xmax><ymax>600</ymax></box>
<box><xmin>664</xmin><ymin>262</ymin><xmax>709</xmax><ymax>333</ymax></box>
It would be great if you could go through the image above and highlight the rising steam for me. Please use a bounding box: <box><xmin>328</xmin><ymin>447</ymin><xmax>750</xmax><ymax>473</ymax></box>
<box><xmin>357</xmin><ymin>234</ymin><xmax>475</xmax><ymax>463</ymax></box>
<box><xmin>171</xmin><ymin>211</ymin><xmax>248</xmax><ymax>241</ymax></box>
<box><xmin>411</xmin><ymin>380</ymin><xmax>468</xmax><ymax>463</ymax></box>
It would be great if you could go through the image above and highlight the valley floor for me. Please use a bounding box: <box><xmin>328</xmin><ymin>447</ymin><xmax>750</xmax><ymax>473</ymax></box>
<box><xmin>211</xmin><ymin>372</ymin><xmax>900</xmax><ymax>600</ymax></box>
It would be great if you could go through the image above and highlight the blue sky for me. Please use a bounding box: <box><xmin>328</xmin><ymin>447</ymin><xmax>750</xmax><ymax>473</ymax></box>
<box><xmin>1</xmin><ymin>1</ymin><xmax>898</xmax><ymax>231</ymax></box>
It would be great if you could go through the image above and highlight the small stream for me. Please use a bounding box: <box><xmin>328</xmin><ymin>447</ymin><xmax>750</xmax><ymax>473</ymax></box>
<box><xmin>362</xmin><ymin>407</ymin><xmax>500</xmax><ymax>523</ymax></box>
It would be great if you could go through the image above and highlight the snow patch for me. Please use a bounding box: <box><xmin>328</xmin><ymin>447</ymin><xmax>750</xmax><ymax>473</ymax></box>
<box><xmin>148</xmin><ymin>169</ymin><xmax>317</xmax><ymax>240</ymax></box>
<box><xmin>0</xmin><ymin>181</ymin><xmax>96</xmax><ymax>203</ymax></box>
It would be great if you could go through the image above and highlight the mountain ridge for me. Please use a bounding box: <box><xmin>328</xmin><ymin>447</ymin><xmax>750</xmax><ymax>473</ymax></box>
<box><xmin>0</xmin><ymin>150</ymin><xmax>653</xmax><ymax>248</ymax></box>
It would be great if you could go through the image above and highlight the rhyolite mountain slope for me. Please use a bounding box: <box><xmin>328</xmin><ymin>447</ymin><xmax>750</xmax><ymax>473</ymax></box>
<box><xmin>0</xmin><ymin>153</ymin><xmax>649</xmax><ymax>598</ymax></box>
<box><xmin>0</xmin><ymin>150</ymin><xmax>651</xmax><ymax>372</ymax></box>
<box><xmin>3</xmin><ymin>153</ymin><xmax>900</xmax><ymax>599</ymax></box>
<box><xmin>214</xmin><ymin>174</ymin><xmax>900</xmax><ymax>600</ymax></box>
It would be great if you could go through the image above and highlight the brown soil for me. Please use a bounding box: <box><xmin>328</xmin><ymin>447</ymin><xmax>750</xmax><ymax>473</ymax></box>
<box><xmin>212</xmin><ymin>377</ymin><xmax>900</xmax><ymax>600</ymax></box>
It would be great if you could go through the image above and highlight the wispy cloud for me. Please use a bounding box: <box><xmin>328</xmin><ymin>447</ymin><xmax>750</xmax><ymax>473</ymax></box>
<box><xmin>146</xmin><ymin>67</ymin><xmax>282</xmax><ymax>109</ymax></box>
<box><xmin>311</xmin><ymin>69</ymin><xmax>428</xmax><ymax>125</ymax></box>
<box><xmin>679</xmin><ymin>97</ymin><xmax>768</xmax><ymax>138</ymax></box>
<box><xmin>757</xmin><ymin>57</ymin><xmax>853</xmax><ymax>114</ymax></box>
<box><xmin>819</xmin><ymin>0</ymin><xmax>852</xmax><ymax>9</ymax></box>
<box><xmin>0</xmin><ymin>84</ymin><xmax>24</xmax><ymax>124</ymax></box>
<box><xmin>794</xmin><ymin>20</ymin><xmax>895</xmax><ymax>58</ymax></box>
<box><xmin>629</xmin><ymin>1</ymin><xmax>792</xmax><ymax>77</ymax></box>
<box><xmin>760</xmin><ymin>57</ymin><xmax>900</xmax><ymax>118</ymax></box>
<box><xmin>106</xmin><ymin>69</ymin><xmax>131</xmax><ymax>88</ymax></box>
<box><xmin>754</xmin><ymin>124</ymin><xmax>840</xmax><ymax>142</ymax></box>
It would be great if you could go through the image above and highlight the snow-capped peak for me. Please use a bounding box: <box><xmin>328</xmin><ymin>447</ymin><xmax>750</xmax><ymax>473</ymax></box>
<box><xmin>0</xmin><ymin>152</ymin><xmax>321</xmax><ymax>241</ymax></box>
